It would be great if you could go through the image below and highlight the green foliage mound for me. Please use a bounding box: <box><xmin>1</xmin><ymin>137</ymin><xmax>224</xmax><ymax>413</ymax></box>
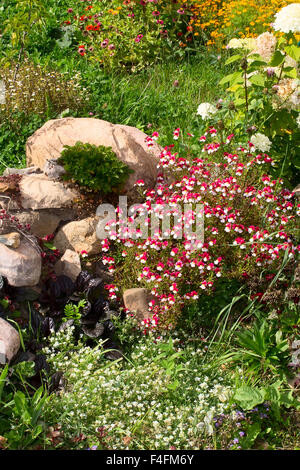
<box><xmin>58</xmin><ymin>142</ymin><xmax>133</xmax><ymax>193</ymax></box>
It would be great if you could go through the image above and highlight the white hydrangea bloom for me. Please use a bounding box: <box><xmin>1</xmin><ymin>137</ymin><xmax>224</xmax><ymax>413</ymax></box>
<box><xmin>254</xmin><ymin>32</ymin><xmax>277</xmax><ymax>62</ymax></box>
<box><xmin>273</xmin><ymin>3</ymin><xmax>300</xmax><ymax>33</ymax></box>
<box><xmin>197</xmin><ymin>102</ymin><xmax>217</xmax><ymax>120</ymax></box>
<box><xmin>297</xmin><ymin>114</ymin><xmax>300</xmax><ymax>129</ymax></box>
<box><xmin>227</xmin><ymin>37</ymin><xmax>257</xmax><ymax>50</ymax></box>
<box><xmin>250</xmin><ymin>133</ymin><xmax>272</xmax><ymax>152</ymax></box>
<box><xmin>272</xmin><ymin>78</ymin><xmax>300</xmax><ymax>111</ymax></box>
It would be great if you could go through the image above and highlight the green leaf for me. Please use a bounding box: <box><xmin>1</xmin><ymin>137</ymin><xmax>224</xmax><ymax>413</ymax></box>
<box><xmin>14</xmin><ymin>391</ymin><xmax>30</xmax><ymax>423</ymax></box>
<box><xmin>247</xmin><ymin>59</ymin><xmax>267</xmax><ymax>67</ymax></box>
<box><xmin>283</xmin><ymin>67</ymin><xmax>297</xmax><ymax>78</ymax></box>
<box><xmin>242</xmin><ymin>422</ymin><xmax>261</xmax><ymax>448</ymax></box>
<box><xmin>0</xmin><ymin>364</ymin><xmax>9</xmax><ymax>402</ymax></box>
<box><xmin>284</xmin><ymin>45</ymin><xmax>300</xmax><ymax>62</ymax></box>
<box><xmin>219</xmin><ymin>71</ymin><xmax>241</xmax><ymax>86</ymax></box>
<box><xmin>234</xmin><ymin>97</ymin><xmax>246</xmax><ymax>107</ymax></box>
<box><xmin>43</xmin><ymin>242</ymin><xmax>57</xmax><ymax>251</ymax></box>
<box><xmin>167</xmin><ymin>379</ymin><xmax>179</xmax><ymax>391</ymax></box>
<box><xmin>234</xmin><ymin>385</ymin><xmax>265</xmax><ymax>410</ymax></box>
<box><xmin>265</xmin><ymin>383</ymin><xmax>281</xmax><ymax>404</ymax></box>
<box><xmin>269</xmin><ymin>51</ymin><xmax>285</xmax><ymax>67</ymax></box>
<box><xmin>280</xmin><ymin>390</ymin><xmax>299</xmax><ymax>409</ymax></box>
<box><xmin>248</xmin><ymin>73</ymin><xmax>266</xmax><ymax>87</ymax></box>
<box><xmin>225</xmin><ymin>54</ymin><xmax>242</xmax><ymax>65</ymax></box>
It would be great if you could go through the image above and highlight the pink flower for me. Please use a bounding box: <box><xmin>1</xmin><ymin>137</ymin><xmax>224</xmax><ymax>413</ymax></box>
<box><xmin>134</xmin><ymin>179</ymin><xmax>145</xmax><ymax>187</ymax></box>
<box><xmin>173</xmin><ymin>128</ymin><xmax>180</xmax><ymax>140</ymax></box>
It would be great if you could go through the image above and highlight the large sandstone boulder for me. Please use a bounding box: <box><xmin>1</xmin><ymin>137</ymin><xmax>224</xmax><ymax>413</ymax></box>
<box><xmin>26</xmin><ymin>118</ymin><xmax>161</xmax><ymax>192</ymax></box>
<box><xmin>19</xmin><ymin>174</ymin><xmax>78</xmax><ymax>210</ymax></box>
<box><xmin>54</xmin><ymin>217</ymin><xmax>101</xmax><ymax>255</ymax></box>
<box><xmin>0</xmin><ymin>318</ymin><xmax>20</xmax><ymax>364</ymax></box>
<box><xmin>0</xmin><ymin>238</ymin><xmax>41</xmax><ymax>286</ymax></box>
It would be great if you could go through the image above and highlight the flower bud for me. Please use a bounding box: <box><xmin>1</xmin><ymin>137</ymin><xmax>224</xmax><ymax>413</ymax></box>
<box><xmin>241</xmin><ymin>58</ymin><xmax>248</xmax><ymax>70</ymax></box>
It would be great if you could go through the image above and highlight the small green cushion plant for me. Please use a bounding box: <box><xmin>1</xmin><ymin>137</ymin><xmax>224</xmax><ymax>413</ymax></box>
<box><xmin>58</xmin><ymin>142</ymin><xmax>133</xmax><ymax>193</ymax></box>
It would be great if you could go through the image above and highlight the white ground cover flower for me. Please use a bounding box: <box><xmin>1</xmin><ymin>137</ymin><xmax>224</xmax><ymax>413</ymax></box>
<box><xmin>250</xmin><ymin>133</ymin><xmax>272</xmax><ymax>152</ymax></box>
<box><xmin>273</xmin><ymin>3</ymin><xmax>300</xmax><ymax>33</ymax></box>
<box><xmin>43</xmin><ymin>327</ymin><xmax>234</xmax><ymax>450</ymax></box>
<box><xmin>197</xmin><ymin>102</ymin><xmax>217</xmax><ymax>120</ymax></box>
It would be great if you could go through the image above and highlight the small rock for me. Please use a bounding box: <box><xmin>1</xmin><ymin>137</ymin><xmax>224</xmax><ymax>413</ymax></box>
<box><xmin>54</xmin><ymin>249</ymin><xmax>81</xmax><ymax>282</ymax></box>
<box><xmin>3</xmin><ymin>166</ymin><xmax>41</xmax><ymax>176</ymax></box>
<box><xmin>10</xmin><ymin>208</ymin><xmax>76</xmax><ymax>238</ymax></box>
<box><xmin>54</xmin><ymin>217</ymin><xmax>102</xmax><ymax>255</ymax></box>
<box><xmin>19</xmin><ymin>174</ymin><xmax>78</xmax><ymax>210</ymax></box>
<box><xmin>0</xmin><ymin>238</ymin><xmax>41</xmax><ymax>287</ymax></box>
<box><xmin>95</xmin><ymin>263</ymin><xmax>113</xmax><ymax>282</ymax></box>
<box><xmin>0</xmin><ymin>318</ymin><xmax>20</xmax><ymax>363</ymax></box>
<box><xmin>0</xmin><ymin>232</ymin><xmax>21</xmax><ymax>249</ymax></box>
<box><xmin>43</xmin><ymin>159</ymin><xmax>66</xmax><ymax>180</ymax></box>
<box><xmin>123</xmin><ymin>288</ymin><xmax>156</xmax><ymax>321</ymax></box>
<box><xmin>82</xmin><ymin>322</ymin><xmax>105</xmax><ymax>338</ymax></box>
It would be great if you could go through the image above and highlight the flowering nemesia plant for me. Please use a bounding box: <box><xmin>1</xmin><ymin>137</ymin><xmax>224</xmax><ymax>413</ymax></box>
<box><xmin>99</xmin><ymin>128</ymin><xmax>299</xmax><ymax>331</ymax></box>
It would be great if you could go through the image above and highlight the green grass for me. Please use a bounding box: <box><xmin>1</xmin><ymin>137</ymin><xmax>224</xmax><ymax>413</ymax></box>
<box><xmin>81</xmin><ymin>52</ymin><xmax>226</xmax><ymax>139</ymax></box>
<box><xmin>0</xmin><ymin>51</ymin><xmax>226</xmax><ymax>174</ymax></box>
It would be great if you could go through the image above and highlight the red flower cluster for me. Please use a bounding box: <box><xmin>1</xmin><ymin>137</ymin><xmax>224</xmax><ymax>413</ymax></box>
<box><xmin>101</xmin><ymin>128</ymin><xmax>299</xmax><ymax>331</ymax></box>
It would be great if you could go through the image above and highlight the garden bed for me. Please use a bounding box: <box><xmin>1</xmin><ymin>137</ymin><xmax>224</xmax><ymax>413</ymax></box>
<box><xmin>0</xmin><ymin>0</ymin><xmax>299</xmax><ymax>452</ymax></box>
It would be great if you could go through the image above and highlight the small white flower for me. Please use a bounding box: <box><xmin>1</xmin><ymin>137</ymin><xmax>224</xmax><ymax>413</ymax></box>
<box><xmin>197</xmin><ymin>102</ymin><xmax>217</xmax><ymax>120</ymax></box>
<box><xmin>250</xmin><ymin>133</ymin><xmax>272</xmax><ymax>152</ymax></box>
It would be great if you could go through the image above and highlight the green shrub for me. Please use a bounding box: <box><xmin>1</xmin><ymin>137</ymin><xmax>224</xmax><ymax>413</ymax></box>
<box><xmin>58</xmin><ymin>142</ymin><xmax>133</xmax><ymax>193</ymax></box>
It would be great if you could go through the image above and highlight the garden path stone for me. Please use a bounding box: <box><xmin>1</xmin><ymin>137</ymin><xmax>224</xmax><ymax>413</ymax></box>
<box><xmin>26</xmin><ymin>117</ymin><xmax>161</xmax><ymax>194</ymax></box>
<box><xmin>0</xmin><ymin>318</ymin><xmax>20</xmax><ymax>364</ymax></box>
